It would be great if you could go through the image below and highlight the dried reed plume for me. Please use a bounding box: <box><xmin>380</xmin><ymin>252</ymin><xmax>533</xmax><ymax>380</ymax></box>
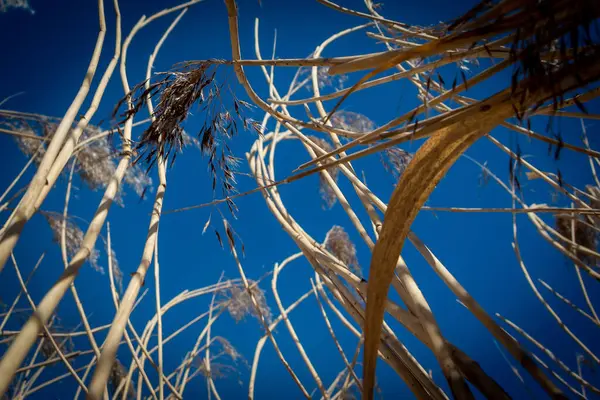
<box><xmin>0</xmin><ymin>0</ymin><xmax>33</xmax><ymax>13</ymax></box>
<box><xmin>555</xmin><ymin>213</ymin><xmax>599</xmax><ymax>265</ymax></box>
<box><xmin>330</xmin><ymin>110</ymin><xmax>376</xmax><ymax>134</ymax></box>
<box><xmin>109</xmin><ymin>359</ymin><xmax>134</xmax><ymax>399</ymax></box>
<box><xmin>2</xmin><ymin>0</ymin><xmax>600</xmax><ymax>399</ymax></box>
<box><xmin>195</xmin><ymin>337</ymin><xmax>246</xmax><ymax>382</ymax></box>
<box><xmin>380</xmin><ymin>147</ymin><xmax>413</xmax><ymax>179</ymax></box>
<box><xmin>218</xmin><ymin>282</ymin><xmax>272</xmax><ymax>324</ymax></box>
<box><xmin>309</xmin><ymin>136</ymin><xmax>339</xmax><ymax>209</ymax></box>
<box><xmin>43</xmin><ymin>212</ymin><xmax>103</xmax><ymax>273</ymax></box>
<box><xmin>106</xmin><ymin>245</ymin><xmax>123</xmax><ymax>293</ymax></box>
<box><xmin>4</xmin><ymin>117</ymin><xmax>152</xmax><ymax>204</ymax></box>
<box><xmin>298</xmin><ymin>66</ymin><xmax>348</xmax><ymax>92</ymax></box>
<box><xmin>325</xmin><ymin>225</ymin><xmax>360</xmax><ymax>275</ymax></box>
<box><xmin>119</xmin><ymin>61</ymin><xmax>258</xmax><ymax>214</ymax></box>
<box><xmin>120</xmin><ymin>64</ymin><xmax>217</xmax><ymax>168</ymax></box>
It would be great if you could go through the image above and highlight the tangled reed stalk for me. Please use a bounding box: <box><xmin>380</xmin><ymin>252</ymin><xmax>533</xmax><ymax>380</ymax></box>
<box><xmin>1</xmin><ymin>0</ymin><xmax>600</xmax><ymax>398</ymax></box>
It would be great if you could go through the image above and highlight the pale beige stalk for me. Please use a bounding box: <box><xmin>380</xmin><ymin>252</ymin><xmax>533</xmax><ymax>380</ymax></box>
<box><xmin>0</xmin><ymin>0</ymin><xmax>109</xmax><ymax>272</ymax></box>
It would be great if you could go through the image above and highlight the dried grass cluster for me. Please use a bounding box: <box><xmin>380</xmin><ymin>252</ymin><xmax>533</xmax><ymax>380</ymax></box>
<box><xmin>380</xmin><ymin>147</ymin><xmax>414</xmax><ymax>179</ymax></box>
<box><xmin>218</xmin><ymin>282</ymin><xmax>272</xmax><ymax>324</ymax></box>
<box><xmin>586</xmin><ymin>185</ymin><xmax>600</xmax><ymax>226</ymax></box>
<box><xmin>299</xmin><ymin>67</ymin><xmax>348</xmax><ymax>91</ymax></box>
<box><xmin>330</xmin><ymin>110</ymin><xmax>376</xmax><ymax>134</ymax></box>
<box><xmin>309</xmin><ymin>136</ymin><xmax>339</xmax><ymax>209</ymax></box>
<box><xmin>75</xmin><ymin>125</ymin><xmax>152</xmax><ymax>203</ymax></box>
<box><xmin>122</xmin><ymin>65</ymin><xmax>216</xmax><ymax>167</ymax></box>
<box><xmin>5</xmin><ymin>118</ymin><xmax>152</xmax><ymax>204</ymax></box>
<box><xmin>325</xmin><ymin>225</ymin><xmax>360</xmax><ymax>275</ymax></box>
<box><xmin>0</xmin><ymin>0</ymin><xmax>33</xmax><ymax>13</ymax></box>
<box><xmin>13</xmin><ymin>128</ymin><xmax>45</xmax><ymax>164</ymax></box>
<box><xmin>106</xmin><ymin>246</ymin><xmax>123</xmax><ymax>293</ymax></box>
<box><xmin>109</xmin><ymin>359</ymin><xmax>134</xmax><ymax>399</ymax></box>
<box><xmin>1</xmin><ymin>0</ymin><xmax>599</xmax><ymax>399</ymax></box>
<box><xmin>554</xmin><ymin>185</ymin><xmax>600</xmax><ymax>265</ymax></box>
<box><xmin>555</xmin><ymin>213</ymin><xmax>598</xmax><ymax>265</ymax></box>
<box><xmin>297</xmin><ymin>66</ymin><xmax>348</xmax><ymax>92</ymax></box>
<box><xmin>120</xmin><ymin>62</ymin><xmax>259</xmax><ymax>214</ymax></box>
<box><xmin>39</xmin><ymin>315</ymin><xmax>74</xmax><ymax>360</ymax></box>
<box><xmin>43</xmin><ymin>212</ymin><xmax>103</xmax><ymax>274</ymax></box>
<box><xmin>195</xmin><ymin>337</ymin><xmax>246</xmax><ymax>382</ymax></box>
<box><xmin>212</xmin><ymin>336</ymin><xmax>243</xmax><ymax>362</ymax></box>
<box><xmin>7</xmin><ymin>119</ymin><xmax>58</xmax><ymax>164</ymax></box>
<box><xmin>40</xmin><ymin>333</ymin><xmax>72</xmax><ymax>361</ymax></box>
<box><xmin>75</xmin><ymin>127</ymin><xmax>117</xmax><ymax>187</ymax></box>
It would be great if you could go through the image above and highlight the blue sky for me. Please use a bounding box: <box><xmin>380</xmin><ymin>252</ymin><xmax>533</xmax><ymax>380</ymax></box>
<box><xmin>1</xmin><ymin>0</ymin><xmax>600</xmax><ymax>398</ymax></box>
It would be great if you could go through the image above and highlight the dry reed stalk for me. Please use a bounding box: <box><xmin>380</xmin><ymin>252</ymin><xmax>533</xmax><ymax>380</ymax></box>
<box><xmin>538</xmin><ymin>280</ymin><xmax>600</xmax><ymax>327</ymax></box>
<box><xmin>254</xmin><ymin>30</ymin><xmax>502</xmax><ymax>396</ymax></box>
<box><xmin>248</xmin><ymin>131</ymin><xmax>444</xmax><ymax>399</ymax></box>
<box><xmin>29</xmin><ymin>3</ymin><xmax>125</xmax><ymax>211</ymax></box>
<box><xmin>498</xmin><ymin>314</ymin><xmax>599</xmax><ymax>394</ymax></box>
<box><xmin>310</xmin><ymin>278</ymin><xmax>362</xmax><ymax>391</ymax></box>
<box><xmin>248</xmin><ymin>287</ymin><xmax>317</xmax><ymax>399</ymax></box>
<box><xmin>85</xmin><ymin>3</ymin><xmax>210</xmax><ymax>396</ymax></box>
<box><xmin>0</xmin><ymin>1</ymin><xmax>209</xmax><ymax>396</ymax></box>
<box><xmin>363</xmin><ymin>46</ymin><xmax>600</xmax><ymax>399</ymax></box>
<box><xmin>0</xmin><ymin>118</ymin><xmax>132</xmax><ymax>399</ymax></box>
<box><xmin>61</xmin><ymin>163</ymin><xmax>103</xmax><ymax>364</ymax></box>
<box><xmin>2</xmin><ymin>0</ymin><xmax>600</xmax><ymax>398</ymax></box>
<box><xmin>0</xmin><ymin>0</ymin><xmax>113</xmax><ymax>273</ymax></box>
<box><xmin>10</xmin><ymin>254</ymin><xmax>88</xmax><ymax>393</ymax></box>
<box><xmin>272</xmin><ymin>255</ymin><xmax>329</xmax><ymax>398</ymax></box>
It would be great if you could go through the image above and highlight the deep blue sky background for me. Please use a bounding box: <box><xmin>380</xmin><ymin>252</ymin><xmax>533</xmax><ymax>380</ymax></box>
<box><xmin>1</xmin><ymin>0</ymin><xmax>600</xmax><ymax>398</ymax></box>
